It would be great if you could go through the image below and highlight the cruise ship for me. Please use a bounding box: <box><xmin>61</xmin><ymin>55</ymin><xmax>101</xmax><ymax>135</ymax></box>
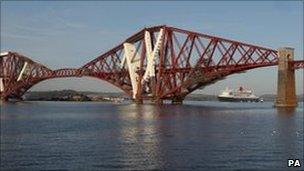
<box><xmin>218</xmin><ymin>87</ymin><xmax>262</xmax><ymax>102</ymax></box>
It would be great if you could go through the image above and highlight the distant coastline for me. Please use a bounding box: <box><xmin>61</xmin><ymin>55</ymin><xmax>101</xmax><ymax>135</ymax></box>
<box><xmin>23</xmin><ymin>90</ymin><xmax>304</xmax><ymax>102</ymax></box>
<box><xmin>24</xmin><ymin>90</ymin><xmax>128</xmax><ymax>102</ymax></box>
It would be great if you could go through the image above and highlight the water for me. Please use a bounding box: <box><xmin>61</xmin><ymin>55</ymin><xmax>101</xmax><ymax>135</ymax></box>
<box><xmin>1</xmin><ymin>101</ymin><xmax>303</xmax><ymax>170</ymax></box>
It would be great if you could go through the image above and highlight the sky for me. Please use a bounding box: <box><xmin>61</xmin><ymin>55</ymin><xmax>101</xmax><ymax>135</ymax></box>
<box><xmin>1</xmin><ymin>1</ymin><xmax>303</xmax><ymax>95</ymax></box>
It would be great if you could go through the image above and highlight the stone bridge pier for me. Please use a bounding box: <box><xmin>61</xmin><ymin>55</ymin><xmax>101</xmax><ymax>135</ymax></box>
<box><xmin>275</xmin><ymin>47</ymin><xmax>297</xmax><ymax>107</ymax></box>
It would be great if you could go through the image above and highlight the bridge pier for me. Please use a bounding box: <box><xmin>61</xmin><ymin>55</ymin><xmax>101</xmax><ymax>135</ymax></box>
<box><xmin>171</xmin><ymin>97</ymin><xmax>184</xmax><ymax>105</ymax></box>
<box><xmin>134</xmin><ymin>98</ymin><xmax>143</xmax><ymax>104</ymax></box>
<box><xmin>155</xmin><ymin>99</ymin><xmax>163</xmax><ymax>105</ymax></box>
<box><xmin>275</xmin><ymin>47</ymin><xmax>297</xmax><ymax>107</ymax></box>
<box><xmin>0</xmin><ymin>96</ymin><xmax>8</xmax><ymax>102</ymax></box>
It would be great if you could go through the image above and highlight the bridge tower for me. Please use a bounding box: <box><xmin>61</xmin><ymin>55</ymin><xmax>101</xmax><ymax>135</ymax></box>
<box><xmin>275</xmin><ymin>47</ymin><xmax>297</xmax><ymax>107</ymax></box>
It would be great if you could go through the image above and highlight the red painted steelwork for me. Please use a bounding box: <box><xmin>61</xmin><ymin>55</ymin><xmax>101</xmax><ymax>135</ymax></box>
<box><xmin>1</xmin><ymin>26</ymin><xmax>303</xmax><ymax>101</ymax></box>
<box><xmin>290</xmin><ymin>60</ymin><xmax>304</xmax><ymax>69</ymax></box>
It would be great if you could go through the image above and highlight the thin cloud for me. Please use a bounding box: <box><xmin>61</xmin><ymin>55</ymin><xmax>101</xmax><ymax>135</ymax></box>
<box><xmin>1</xmin><ymin>33</ymin><xmax>33</xmax><ymax>40</ymax></box>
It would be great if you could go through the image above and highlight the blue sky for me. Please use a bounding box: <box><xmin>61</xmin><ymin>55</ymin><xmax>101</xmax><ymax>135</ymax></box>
<box><xmin>1</xmin><ymin>1</ymin><xmax>303</xmax><ymax>95</ymax></box>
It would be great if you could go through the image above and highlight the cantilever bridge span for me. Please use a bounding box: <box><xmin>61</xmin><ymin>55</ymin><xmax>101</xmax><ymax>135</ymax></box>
<box><xmin>0</xmin><ymin>25</ymin><xmax>303</xmax><ymax>106</ymax></box>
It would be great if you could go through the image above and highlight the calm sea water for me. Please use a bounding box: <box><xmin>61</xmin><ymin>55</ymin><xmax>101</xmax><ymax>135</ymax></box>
<box><xmin>0</xmin><ymin>101</ymin><xmax>303</xmax><ymax>170</ymax></box>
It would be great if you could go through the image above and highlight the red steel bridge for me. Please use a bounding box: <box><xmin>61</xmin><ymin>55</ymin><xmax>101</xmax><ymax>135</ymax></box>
<box><xmin>1</xmin><ymin>25</ymin><xmax>303</xmax><ymax>105</ymax></box>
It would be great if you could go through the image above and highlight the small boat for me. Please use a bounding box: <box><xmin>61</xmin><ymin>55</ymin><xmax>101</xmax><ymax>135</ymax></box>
<box><xmin>218</xmin><ymin>86</ymin><xmax>262</xmax><ymax>102</ymax></box>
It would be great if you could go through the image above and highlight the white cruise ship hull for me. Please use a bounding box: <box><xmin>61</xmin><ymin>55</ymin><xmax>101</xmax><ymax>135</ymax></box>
<box><xmin>218</xmin><ymin>96</ymin><xmax>260</xmax><ymax>102</ymax></box>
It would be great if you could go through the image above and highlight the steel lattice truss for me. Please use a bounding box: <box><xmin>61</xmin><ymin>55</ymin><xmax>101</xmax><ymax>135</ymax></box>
<box><xmin>1</xmin><ymin>25</ymin><xmax>303</xmax><ymax>101</ymax></box>
<box><xmin>291</xmin><ymin>60</ymin><xmax>304</xmax><ymax>69</ymax></box>
<box><xmin>0</xmin><ymin>52</ymin><xmax>84</xmax><ymax>100</ymax></box>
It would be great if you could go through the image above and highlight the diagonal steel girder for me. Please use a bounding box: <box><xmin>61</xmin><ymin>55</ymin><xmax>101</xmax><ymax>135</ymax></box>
<box><xmin>1</xmin><ymin>25</ymin><xmax>303</xmax><ymax>101</ymax></box>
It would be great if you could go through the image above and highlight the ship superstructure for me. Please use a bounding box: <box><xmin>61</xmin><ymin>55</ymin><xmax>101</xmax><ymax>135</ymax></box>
<box><xmin>218</xmin><ymin>87</ymin><xmax>262</xmax><ymax>102</ymax></box>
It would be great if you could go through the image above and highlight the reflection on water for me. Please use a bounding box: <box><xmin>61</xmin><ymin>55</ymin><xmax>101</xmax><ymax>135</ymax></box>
<box><xmin>276</xmin><ymin>107</ymin><xmax>296</xmax><ymax>115</ymax></box>
<box><xmin>118</xmin><ymin>104</ymin><xmax>163</xmax><ymax>169</ymax></box>
<box><xmin>0</xmin><ymin>101</ymin><xmax>303</xmax><ymax>170</ymax></box>
<box><xmin>275</xmin><ymin>106</ymin><xmax>301</xmax><ymax>167</ymax></box>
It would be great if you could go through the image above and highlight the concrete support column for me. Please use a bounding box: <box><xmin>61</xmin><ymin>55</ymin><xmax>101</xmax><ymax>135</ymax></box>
<box><xmin>275</xmin><ymin>47</ymin><xmax>297</xmax><ymax>107</ymax></box>
<box><xmin>0</xmin><ymin>95</ymin><xmax>8</xmax><ymax>102</ymax></box>
<box><xmin>171</xmin><ymin>96</ymin><xmax>184</xmax><ymax>105</ymax></box>
<box><xmin>155</xmin><ymin>99</ymin><xmax>163</xmax><ymax>105</ymax></box>
<box><xmin>134</xmin><ymin>98</ymin><xmax>143</xmax><ymax>104</ymax></box>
